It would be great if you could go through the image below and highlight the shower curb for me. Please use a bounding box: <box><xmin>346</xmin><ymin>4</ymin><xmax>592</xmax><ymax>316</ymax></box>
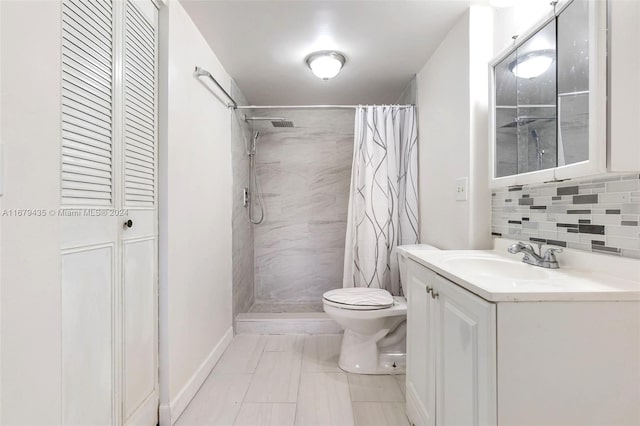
<box><xmin>234</xmin><ymin>312</ymin><xmax>342</xmax><ymax>335</ymax></box>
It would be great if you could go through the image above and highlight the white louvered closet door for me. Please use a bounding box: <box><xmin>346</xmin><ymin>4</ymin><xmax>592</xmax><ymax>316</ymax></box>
<box><xmin>60</xmin><ymin>0</ymin><xmax>158</xmax><ymax>425</ymax></box>
<box><xmin>121</xmin><ymin>1</ymin><xmax>159</xmax><ymax>425</ymax></box>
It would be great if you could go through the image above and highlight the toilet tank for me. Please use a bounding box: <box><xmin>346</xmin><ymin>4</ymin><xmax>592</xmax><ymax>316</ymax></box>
<box><xmin>397</xmin><ymin>244</ymin><xmax>440</xmax><ymax>295</ymax></box>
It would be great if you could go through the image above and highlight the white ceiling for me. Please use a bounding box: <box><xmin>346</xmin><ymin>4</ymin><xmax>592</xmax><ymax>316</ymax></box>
<box><xmin>180</xmin><ymin>0</ymin><xmax>483</xmax><ymax>105</ymax></box>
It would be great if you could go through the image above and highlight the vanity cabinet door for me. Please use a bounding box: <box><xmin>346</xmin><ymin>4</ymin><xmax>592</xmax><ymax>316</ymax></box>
<box><xmin>406</xmin><ymin>260</ymin><xmax>437</xmax><ymax>426</ymax></box>
<box><xmin>434</xmin><ymin>275</ymin><xmax>497</xmax><ymax>426</ymax></box>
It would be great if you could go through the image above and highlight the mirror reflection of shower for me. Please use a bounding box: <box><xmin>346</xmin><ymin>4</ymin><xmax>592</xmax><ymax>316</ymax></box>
<box><xmin>244</xmin><ymin>116</ymin><xmax>295</xmax><ymax>225</ymax></box>
<box><xmin>531</xmin><ymin>128</ymin><xmax>545</xmax><ymax>170</ymax></box>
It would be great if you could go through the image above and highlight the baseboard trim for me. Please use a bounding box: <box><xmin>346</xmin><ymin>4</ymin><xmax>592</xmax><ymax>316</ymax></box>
<box><xmin>160</xmin><ymin>326</ymin><xmax>234</xmax><ymax>425</ymax></box>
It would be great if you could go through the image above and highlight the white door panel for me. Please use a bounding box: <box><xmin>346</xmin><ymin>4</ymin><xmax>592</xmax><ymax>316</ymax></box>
<box><xmin>406</xmin><ymin>260</ymin><xmax>436</xmax><ymax>426</ymax></box>
<box><xmin>62</xmin><ymin>245</ymin><xmax>114</xmax><ymax>426</ymax></box>
<box><xmin>61</xmin><ymin>214</ymin><xmax>118</xmax><ymax>249</ymax></box>
<box><xmin>435</xmin><ymin>275</ymin><xmax>496</xmax><ymax>426</ymax></box>
<box><xmin>123</xmin><ymin>237</ymin><xmax>157</xmax><ymax>420</ymax></box>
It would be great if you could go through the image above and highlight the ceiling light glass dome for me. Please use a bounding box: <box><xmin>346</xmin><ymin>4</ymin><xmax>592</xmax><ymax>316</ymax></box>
<box><xmin>305</xmin><ymin>51</ymin><xmax>346</xmax><ymax>80</ymax></box>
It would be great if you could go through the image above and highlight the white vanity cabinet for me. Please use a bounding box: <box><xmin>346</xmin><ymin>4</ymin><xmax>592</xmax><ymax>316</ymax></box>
<box><xmin>405</xmin><ymin>255</ymin><xmax>640</xmax><ymax>426</ymax></box>
<box><xmin>406</xmin><ymin>260</ymin><xmax>496</xmax><ymax>426</ymax></box>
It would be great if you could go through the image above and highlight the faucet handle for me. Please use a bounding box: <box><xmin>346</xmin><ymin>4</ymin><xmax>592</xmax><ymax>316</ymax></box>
<box><xmin>543</xmin><ymin>247</ymin><xmax>563</xmax><ymax>262</ymax></box>
<box><xmin>534</xmin><ymin>241</ymin><xmax>544</xmax><ymax>256</ymax></box>
<box><xmin>508</xmin><ymin>241</ymin><xmax>533</xmax><ymax>254</ymax></box>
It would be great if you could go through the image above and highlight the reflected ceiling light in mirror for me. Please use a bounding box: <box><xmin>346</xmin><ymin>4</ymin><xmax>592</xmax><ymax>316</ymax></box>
<box><xmin>305</xmin><ymin>51</ymin><xmax>346</xmax><ymax>80</ymax></box>
<box><xmin>509</xmin><ymin>50</ymin><xmax>554</xmax><ymax>79</ymax></box>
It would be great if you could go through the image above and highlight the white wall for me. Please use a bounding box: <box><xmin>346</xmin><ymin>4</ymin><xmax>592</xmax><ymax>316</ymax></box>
<box><xmin>158</xmin><ymin>1</ymin><xmax>234</xmax><ymax>423</ymax></box>
<box><xmin>416</xmin><ymin>6</ymin><xmax>492</xmax><ymax>250</ymax></box>
<box><xmin>493</xmin><ymin>1</ymin><xmax>554</xmax><ymax>56</ymax></box>
<box><xmin>0</xmin><ymin>2</ymin><xmax>62</xmax><ymax>423</ymax></box>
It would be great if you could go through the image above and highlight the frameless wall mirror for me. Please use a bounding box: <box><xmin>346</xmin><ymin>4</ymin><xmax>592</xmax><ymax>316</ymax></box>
<box><xmin>491</xmin><ymin>0</ymin><xmax>606</xmax><ymax>186</ymax></box>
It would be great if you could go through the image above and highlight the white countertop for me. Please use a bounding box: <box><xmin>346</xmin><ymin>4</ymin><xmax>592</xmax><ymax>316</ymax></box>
<box><xmin>404</xmin><ymin>239</ymin><xmax>640</xmax><ymax>302</ymax></box>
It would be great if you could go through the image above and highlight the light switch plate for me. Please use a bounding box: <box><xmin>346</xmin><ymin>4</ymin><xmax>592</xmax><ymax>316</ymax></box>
<box><xmin>455</xmin><ymin>177</ymin><xmax>468</xmax><ymax>201</ymax></box>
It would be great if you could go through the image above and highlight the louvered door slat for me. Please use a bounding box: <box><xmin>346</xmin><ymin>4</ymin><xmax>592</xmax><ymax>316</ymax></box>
<box><xmin>124</xmin><ymin>33</ymin><xmax>154</xmax><ymax>66</ymax></box>
<box><xmin>125</xmin><ymin>159</ymin><xmax>154</xmax><ymax>173</ymax></box>
<box><xmin>63</xmin><ymin>8</ymin><xmax>111</xmax><ymax>48</ymax></box>
<box><xmin>62</xmin><ymin>70</ymin><xmax>111</xmax><ymax>102</ymax></box>
<box><xmin>124</xmin><ymin>60</ymin><xmax>154</xmax><ymax>92</ymax></box>
<box><xmin>71</xmin><ymin>0</ymin><xmax>112</xmax><ymax>27</ymax></box>
<box><xmin>63</xmin><ymin>46</ymin><xmax>111</xmax><ymax>79</ymax></box>
<box><xmin>64</xmin><ymin>96</ymin><xmax>111</xmax><ymax>124</ymax></box>
<box><xmin>125</xmin><ymin>95</ymin><xmax>154</xmax><ymax>118</ymax></box>
<box><xmin>125</xmin><ymin>108</ymin><xmax>154</xmax><ymax>134</ymax></box>
<box><xmin>125</xmin><ymin>78</ymin><xmax>154</xmax><ymax>106</ymax></box>
<box><xmin>123</xmin><ymin>0</ymin><xmax>156</xmax><ymax>208</ymax></box>
<box><xmin>125</xmin><ymin>169</ymin><xmax>154</xmax><ymax>182</ymax></box>
<box><xmin>62</xmin><ymin>189</ymin><xmax>112</xmax><ymax>200</ymax></box>
<box><xmin>126</xmin><ymin>5</ymin><xmax>154</xmax><ymax>39</ymax></box>
<box><xmin>62</xmin><ymin>59</ymin><xmax>111</xmax><ymax>91</ymax></box>
<box><xmin>125</xmin><ymin>136</ymin><xmax>154</xmax><ymax>153</ymax></box>
<box><xmin>63</xmin><ymin>163</ymin><xmax>112</xmax><ymax>180</ymax></box>
<box><xmin>65</xmin><ymin>1</ymin><xmax>112</xmax><ymax>35</ymax></box>
<box><xmin>125</xmin><ymin>130</ymin><xmax>154</xmax><ymax>150</ymax></box>
<box><xmin>63</xmin><ymin>122</ymin><xmax>111</xmax><ymax>146</ymax></box>
<box><xmin>62</xmin><ymin>25</ymin><xmax>111</xmax><ymax>64</ymax></box>
<box><xmin>62</xmin><ymin>171</ymin><xmax>112</xmax><ymax>187</ymax></box>
<box><xmin>125</xmin><ymin>175</ymin><xmax>154</xmax><ymax>187</ymax></box>
<box><xmin>126</xmin><ymin>142</ymin><xmax>153</xmax><ymax>159</ymax></box>
<box><xmin>62</xmin><ymin>0</ymin><xmax>113</xmax><ymax>206</ymax></box>
<box><xmin>62</xmin><ymin>106</ymin><xmax>112</xmax><ymax>135</ymax></box>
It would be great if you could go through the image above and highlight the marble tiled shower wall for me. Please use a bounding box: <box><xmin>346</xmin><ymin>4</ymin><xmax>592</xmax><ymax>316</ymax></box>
<box><xmin>492</xmin><ymin>173</ymin><xmax>640</xmax><ymax>258</ymax></box>
<box><xmin>253</xmin><ymin>109</ymin><xmax>355</xmax><ymax>303</ymax></box>
<box><xmin>230</xmin><ymin>82</ymin><xmax>255</xmax><ymax>317</ymax></box>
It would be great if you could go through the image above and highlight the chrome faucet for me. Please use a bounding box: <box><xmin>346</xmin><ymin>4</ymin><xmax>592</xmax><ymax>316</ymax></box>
<box><xmin>508</xmin><ymin>241</ymin><xmax>562</xmax><ymax>269</ymax></box>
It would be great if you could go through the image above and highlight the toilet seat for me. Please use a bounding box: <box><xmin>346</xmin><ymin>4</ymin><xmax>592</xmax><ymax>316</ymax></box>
<box><xmin>323</xmin><ymin>288</ymin><xmax>394</xmax><ymax>310</ymax></box>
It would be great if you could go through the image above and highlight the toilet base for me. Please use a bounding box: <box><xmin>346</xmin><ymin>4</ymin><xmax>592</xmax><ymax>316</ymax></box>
<box><xmin>337</xmin><ymin>328</ymin><xmax>406</xmax><ymax>375</ymax></box>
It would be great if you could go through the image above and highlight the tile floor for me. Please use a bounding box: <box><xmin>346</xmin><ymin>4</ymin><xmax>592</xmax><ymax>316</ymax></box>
<box><xmin>176</xmin><ymin>334</ymin><xmax>410</xmax><ymax>426</ymax></box>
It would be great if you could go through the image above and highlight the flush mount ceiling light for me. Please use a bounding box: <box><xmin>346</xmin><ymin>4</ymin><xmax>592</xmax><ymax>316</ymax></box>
<box><xmin>305</xmin><ymin>51</ymin><xmax>346</xmax><ymax>80</ymax></box>
<box><xmin>509</xmin><ymin>50</ymin><xmax>555</xmax><ymax>79</ymax></box>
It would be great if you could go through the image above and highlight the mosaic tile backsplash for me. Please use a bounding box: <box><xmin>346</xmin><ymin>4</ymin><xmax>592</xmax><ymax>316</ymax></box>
<box><xmin>492</xmin><ymin>173</ymin><xmax>640</xmax><ymax>259</ymax></box>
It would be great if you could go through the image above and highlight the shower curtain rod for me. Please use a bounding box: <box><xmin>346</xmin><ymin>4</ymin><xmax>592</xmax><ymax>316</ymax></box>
<box><xmin>194</xmin><ymin>65</ymin><xmax>414</xmax><ymax>110</ymax></box>
<box><xmin>194</xmin><ymin>66</ymin><xmax>238</xmax><ymax>108</ymax></box>
<box><xmin>235</xmin><ymin>104</ymin><xmax>414</xmax><ymax>110</ymax></box>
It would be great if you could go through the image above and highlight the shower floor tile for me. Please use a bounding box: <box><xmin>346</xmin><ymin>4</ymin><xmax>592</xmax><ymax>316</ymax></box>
<box><xmin>249</xmin><ymin>302</ymin><xmax>324</xmax><ymax>313</ymax></box>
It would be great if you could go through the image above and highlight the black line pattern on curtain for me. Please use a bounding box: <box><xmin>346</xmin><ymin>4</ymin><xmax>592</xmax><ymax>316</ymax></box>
<box><xmin>344</xmin><ymin>105</ymin><xmax>419</xmax><ymax>295</ymax></box>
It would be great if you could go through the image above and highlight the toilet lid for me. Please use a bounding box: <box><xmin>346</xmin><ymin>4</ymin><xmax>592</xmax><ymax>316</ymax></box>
<box><xmin>323</xmin><ymin>288</ymin><xmax>394</xmax><ymax>310</ymax></box>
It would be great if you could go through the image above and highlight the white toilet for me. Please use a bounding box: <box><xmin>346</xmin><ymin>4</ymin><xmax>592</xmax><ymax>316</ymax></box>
<box><xmin>323</xmin><ymin>244</ymin><xmax>440</xmax><ymax>374</ymax></box>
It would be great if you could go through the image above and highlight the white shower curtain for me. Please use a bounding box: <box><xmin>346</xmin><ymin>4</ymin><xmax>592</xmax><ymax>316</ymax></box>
<box><xmin>343</xmin><ymin>105</ymin><xmax>419</xmax><ymax>295</ymax></box>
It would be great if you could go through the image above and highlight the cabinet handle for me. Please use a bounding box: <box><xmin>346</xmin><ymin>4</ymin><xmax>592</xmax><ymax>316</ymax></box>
<box><xmin>426</xmin><ymin>286</ymin><xmax>433</xmax><ymax>294</ymax></box>
<box><xmin>431</xmin><ymin>291</ymin><xmax>439</xmax><ymax>299</ymax></box>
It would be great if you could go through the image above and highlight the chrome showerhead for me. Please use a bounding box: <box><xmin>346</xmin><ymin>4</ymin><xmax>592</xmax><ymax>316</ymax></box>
<box><xmin>244</xmin><ymin>116</ymin><xmax>294</xmax><ymax>127</ymax></box>
<box><xmin>271</xmin><ymin>120</ymin><xmax>294</xmax><ymax>128</ymax></box>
